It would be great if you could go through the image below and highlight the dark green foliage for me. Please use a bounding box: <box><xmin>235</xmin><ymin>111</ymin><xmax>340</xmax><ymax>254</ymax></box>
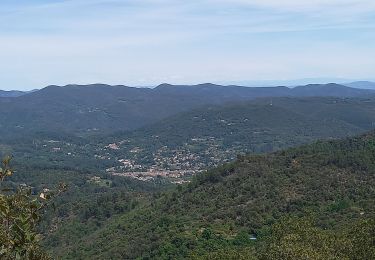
<box><xmin>3</xmin><ymin>96</ymin><xmax>375</xmax><ymax>178</ymax></box>
<box><xmin>2</xmin><ymin>88</ymin><xmax>375</xmax><ymax>259</ymax></box>
<box><xmin>342</xmin><ymin>218</ymin><xmax>375</xmax><ymax>259</ymax></box>
<box><xmin>0</xmin><ymin>157</ymin><xmax>65</xmax><ymax>259</ymax></box>
<box><xmin>43</xmin><ymin>131</ymin><xmax>375</xmax><ymax>259</ymax></box>
<box><xmin>257</xmin><ymin>216</ymin><xmax>375</xmax><ymax>260</ymax></box>
<box><xmin>99</xmin><ymin>97</ymin><xmax>375</xmax><ymax>171</ymax></box>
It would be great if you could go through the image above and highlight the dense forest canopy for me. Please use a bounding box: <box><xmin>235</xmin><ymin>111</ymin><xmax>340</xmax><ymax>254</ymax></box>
<box><xmin>39</xmin><ymin>131</ymin><xmax>375</xmax><ymax>259</ymax></box>
<box><xmin>1</xmin><ymin>85</ymin><xmax>375</xmax><ymax>259</ymax></box>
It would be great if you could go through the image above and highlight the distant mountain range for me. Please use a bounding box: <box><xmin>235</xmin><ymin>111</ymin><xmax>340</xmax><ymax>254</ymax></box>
<box><xmin>0</xmin><ymin>90</ymin><xmax>33</xmax><ymax>97</ymax></box>
<box><xmin>0</xmin><ymin>83</ymin><xmax>374</xmax><ymax>138</ymax></box>
<box><xmin>2</xmin><ymin>80</ymin><xmax>375</xmax><ymax>96</ymax></box>
<box><xmin>345</xmin><ymin>81</ymin><xmax>375</xmax><ymax>90</ymax></box>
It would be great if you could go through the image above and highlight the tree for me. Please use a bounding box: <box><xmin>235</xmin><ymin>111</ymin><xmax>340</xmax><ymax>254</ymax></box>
<box><xmin>257</xmin><ymin>217</ymin><xmax>346</xmax><ymax>260</ymax></box>
<box><xmin>0</xmin><ymin>157</ymin><xmax>65</xmax><ymax>259</ymax></box>
<box><xmin>257</xmin><ymin>216</ymin><xmax>375</xmax><ymax>260</ymax></box>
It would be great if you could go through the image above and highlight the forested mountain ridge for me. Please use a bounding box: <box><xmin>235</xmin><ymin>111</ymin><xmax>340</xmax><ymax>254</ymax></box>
<box><xmin>44</xmin><ymin>130</ymin><xmax>375</xmax><ymax>259</ymax></box>
<box><xmin>0</xmin><ymin>83</ymin><xmax>374</xmax><ymax>138</ymax></box>
<box><xmin>112</xmin><ymin>96</ymin><xmax>374</xmax><ymax>147</ymax></box>
<box><xmin>0</xmin><ymin>90</ymin><xmax>31</xmax><ymax>97</ymax></box>
<box><xmin>88</xmin><ymin>97</ymin><xmax>375</xmax><ymax>178</ymax></box>
<box><xmin>3</xmin><ymin>96</ymin><xmax>375</xmax><ymax>185</ymax></box>
<box><xmin>155</xmin><ymin>82</ymin><xmax>375</xmax><ymax>98</ymax></box>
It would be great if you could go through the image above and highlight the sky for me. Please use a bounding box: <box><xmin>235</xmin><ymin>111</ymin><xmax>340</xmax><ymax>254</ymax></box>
<box><xmin>0</xmin><ymin>0</ymin><xmax>374</xmax><ymax>90</ymax></box>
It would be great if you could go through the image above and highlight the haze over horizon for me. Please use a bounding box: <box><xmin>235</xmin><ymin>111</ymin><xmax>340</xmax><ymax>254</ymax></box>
<box><xmin>1</xmin><ymin>0</ymin><xmax>374</xmax><ymax>90</ymax></box>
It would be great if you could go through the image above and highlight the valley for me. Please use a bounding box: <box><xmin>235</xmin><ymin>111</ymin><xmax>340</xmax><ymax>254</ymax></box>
<box><xmin>4</xmin><ymin>93</ymin><xmax>375</xmax><ymax>184</ymax></box>
<box><xmin>1</xmin><ymin>83</ymin><xmax>375</xmax><ymax>259</ymax></box>
<box><xmin>2</xmin><ymin>2</ymin><xmax>375</xmax><ymax>258</ymax></box>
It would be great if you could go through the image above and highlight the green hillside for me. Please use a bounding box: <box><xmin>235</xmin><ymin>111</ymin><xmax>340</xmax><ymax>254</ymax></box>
<box><xmin>2</xmin><ymin>95</ymin><xmax>375</xmax><ymax>259</ymax></box>
<box><xmin>122</xmin><ymin>97</ymin><xmax>369</xmax><ymax>148</ymax></box>
<box><xmin>2</xmin><ymin>97</ymin><xmax>375</xmax><ymax>184</ymax></box>
<box><xmin>0</xmin><ymin>83</ymin><xmax>373</xmax><ymax>139</ymax></box>
<box><xmin>94</xmin><ymin>97</ymin><xmax>374</xmax><ymax>177</ymax></box>
<box><xmin>44</xmin><ymin>131</ymin><xmax>375</xmax><ymax>259</ymax></box>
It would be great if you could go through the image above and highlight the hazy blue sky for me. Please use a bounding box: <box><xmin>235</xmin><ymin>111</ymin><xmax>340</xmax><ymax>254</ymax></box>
<box><xmin>1</xmin><ymin>0</ymin><xmax>374</xmax><ymax>90</ymax></box>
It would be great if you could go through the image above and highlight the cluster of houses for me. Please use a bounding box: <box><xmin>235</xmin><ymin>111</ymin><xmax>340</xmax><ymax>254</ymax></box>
<box><xmin>111</xmin><ymin>169</ymin><xmax>196</xmax><ymax>182</ymax></box>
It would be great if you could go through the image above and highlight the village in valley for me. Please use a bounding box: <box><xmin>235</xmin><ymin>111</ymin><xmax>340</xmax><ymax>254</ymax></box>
<box><xmin>18</xmin><ymin>135</ymin><xmax>243</xmax><ymax>183</ymax></box>
<box><xmin>101</xmin><ymin>137</ymin><xmax>239</xmax><ymax>183</ymax></box>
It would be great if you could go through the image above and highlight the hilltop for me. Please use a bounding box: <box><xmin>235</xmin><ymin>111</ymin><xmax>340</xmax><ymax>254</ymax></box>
<box><xmin>0</xmin><ymin>90</ymin><xmax>32</xmax><ymax>97</ymax></box>
<box><xmin>0</xmin><ymin>83</ymin><xmax>374</xmax><ymax>138</ymax></box>
<box><xmin>345</xmin><ymin>81</ymin><xmax>375</xmax><ymax>90</ymax></box>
